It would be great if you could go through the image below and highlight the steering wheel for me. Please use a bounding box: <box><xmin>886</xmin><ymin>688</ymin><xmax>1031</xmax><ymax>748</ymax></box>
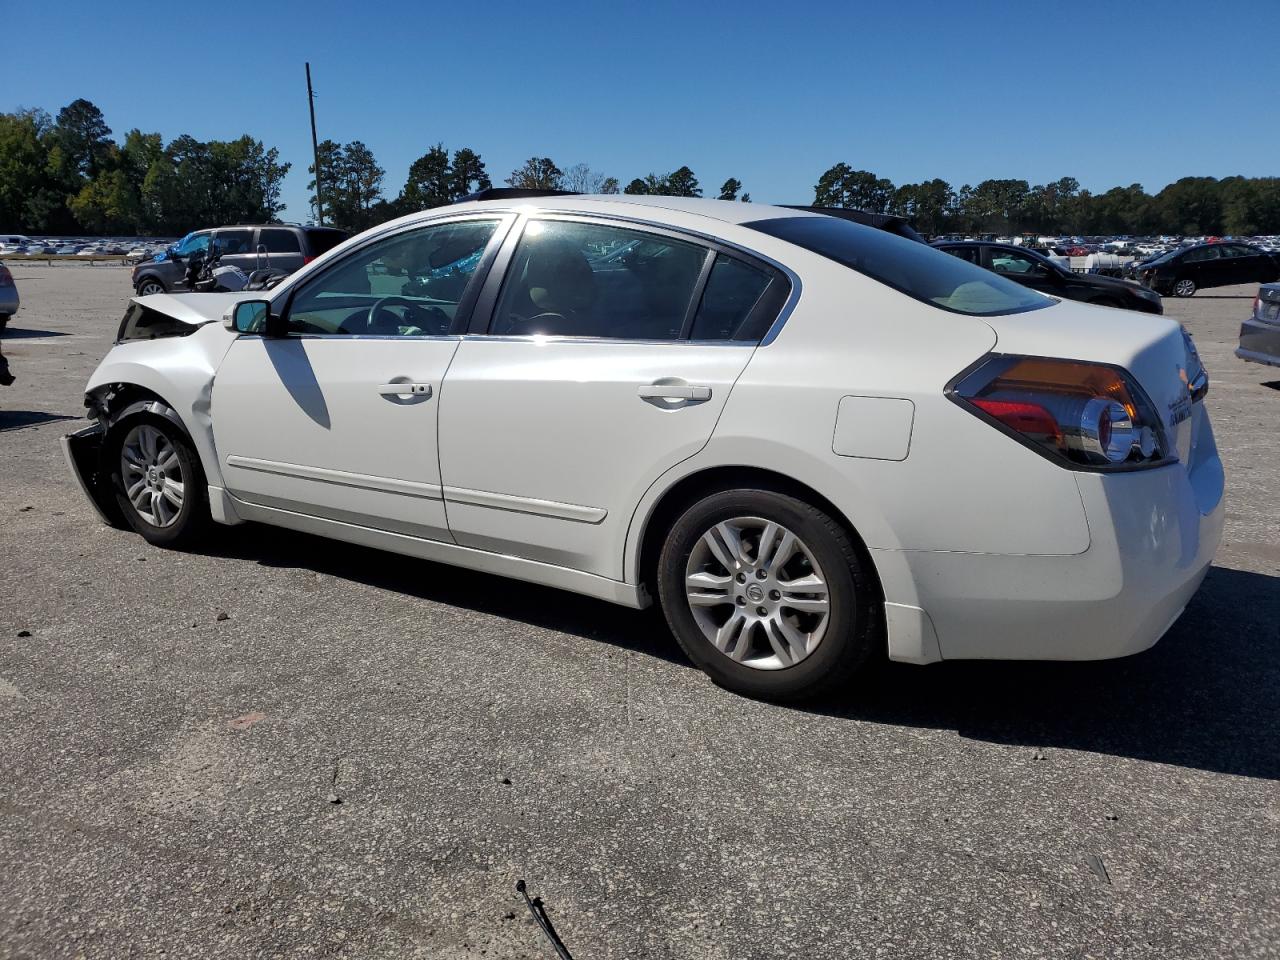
<box><xmin>367</xmin><ymin>296</ymin><xmax>449</xmax><ymax>335</ymax></box>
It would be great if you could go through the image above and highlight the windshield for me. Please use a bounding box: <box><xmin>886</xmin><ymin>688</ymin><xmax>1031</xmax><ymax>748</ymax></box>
<box><xmin>745</xmin><ymin>216</ymin><xmax>1052</xmax><ymax>316</ymax></box>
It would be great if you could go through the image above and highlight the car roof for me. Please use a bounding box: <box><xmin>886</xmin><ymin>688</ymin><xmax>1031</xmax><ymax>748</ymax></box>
<box><xmin>423</xmin><ymin>193</ymin><xmax>826</xmax><ymax>228</ymax></box>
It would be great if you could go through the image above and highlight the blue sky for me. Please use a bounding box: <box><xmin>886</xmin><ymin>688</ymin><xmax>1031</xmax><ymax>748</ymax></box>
<box><xmin>8</xmin><ymin>0</ymin><xmax>1276</xmax><ymax>221</ymax></box>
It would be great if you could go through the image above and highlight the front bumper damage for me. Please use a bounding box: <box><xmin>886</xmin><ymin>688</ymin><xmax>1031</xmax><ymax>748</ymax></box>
<box><xmin>61</xmin><ymin>423</ymin><xmax>127</xmax><ymax>527</ymax></box>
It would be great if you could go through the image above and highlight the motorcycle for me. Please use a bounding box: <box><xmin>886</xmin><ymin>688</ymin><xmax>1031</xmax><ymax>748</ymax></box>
<box><xmin>184</xmin><ymin>247</ymin><xmax>287</xmax><ymax>293</ymax></box>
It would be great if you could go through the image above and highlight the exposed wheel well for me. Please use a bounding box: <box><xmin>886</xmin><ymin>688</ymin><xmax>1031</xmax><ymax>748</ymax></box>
<box><xmin>89</xmin><ymin>383</ymin><xmax>177</xmax><ymax>426</ymax></box>
<box><xmin>636</xmin><ymin>466</ymin><xmax>884</xmax><ymax>606</ymax></box>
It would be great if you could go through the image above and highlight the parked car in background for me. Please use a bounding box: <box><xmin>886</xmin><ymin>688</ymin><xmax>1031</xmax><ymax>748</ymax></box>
<box><xmin>64</xmin><ymin>193</ymin><xmax>1220</xmax><ymax>701</ymax></box>
<box><xmin>1134</xmin><ymin>242</ymin><xmax>1280</xmax><ymax>297</ymax></box>
<box><xmin>0</xmin><ymin>261</ymin><xmax>18</xmax><ymax>328</ymax></box>
<box><xmin>933</xmin><ymin>241</ymin><xmax>1164</xmax><ymax>313</ymax></box>
<box><xmin>131</xmin><ymin>224</ymin><xmax>348</xmax><ymax>296</ymax></box>
<box><xmin>1237</xmin><ymin>283</ymin><xmax>1280</xmax><ymax>367</ymax></box>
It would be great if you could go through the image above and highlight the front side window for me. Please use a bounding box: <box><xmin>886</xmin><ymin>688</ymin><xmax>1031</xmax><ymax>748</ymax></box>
<box><xmin>490</xmin><ymin>220</ymin><xmax>707</xmax><ymax>339</ymax></box>
<box><xmin>938</xmin><ymin>245</ymin><xmax>981</xmax><ymax>265</ymax></box>
<box><xmin>1183</xmin><ymin>246</ymin><xmax>1220</xmax><ymax>263</ymax></box>
<box><xmin>745</xmin><ymin>216</ymin><xmax>1051</xmax><ymax>316</ymax></box>
<box><xmin>172</xmin><ymin>231</ymin><xmax>211</xmax><ymax>258</ymax></box>
<box><xmin>286</xmin><ymin>219</ymin><xmax>500</xmax><ymax>337</ymax></box>
<box><xmin>990</xmin><ymin>248</ymin><xmax>1050</xmax><ymax>278</ymax></box>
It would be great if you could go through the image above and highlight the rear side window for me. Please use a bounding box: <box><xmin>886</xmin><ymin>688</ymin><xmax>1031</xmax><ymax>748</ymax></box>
<box><xmin>490</xmin><ymin>220</ymin><xmax>707</xmax><ymax>340</ymax></box>
<box><xmin>304</xmin><ymin>229</ymin><xmax>348</xmax><ymax>256</ymax></box>
<box><xmin>746</xmin><ymin>217</ymin><xmax>1051</xmax><ymax>316</ymax></box>
<box><xmin>259</xmin><ymin>228</ymin><xmax>301</xmax><ymax>253</ymax></box>
<box><xmin>213</xmin><ymin>229</ymin><xmax>253</xmax><ymax>255</ymax></box>
<box><xmin>690</xmin><ymin>254</ymin><xmax>776</xmax><ymax>341</ymax></box>
<box><xmin>1183</xmin><ymin>246</ymin><xmax>1219</xmax><ymax>263</ymax></box>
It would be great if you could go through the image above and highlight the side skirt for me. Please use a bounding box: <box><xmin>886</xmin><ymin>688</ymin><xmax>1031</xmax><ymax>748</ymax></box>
<box><xmin>228</xmin><ymin>496</ymin><xmax>649</xmax><ymax>609</ymax></box>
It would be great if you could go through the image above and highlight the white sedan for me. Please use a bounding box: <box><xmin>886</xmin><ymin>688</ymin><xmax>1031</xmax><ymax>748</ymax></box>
<box><xmin>63</xmin><ymin>193</ymin><xmax>1224</xmax><ymax>700</ymax></box>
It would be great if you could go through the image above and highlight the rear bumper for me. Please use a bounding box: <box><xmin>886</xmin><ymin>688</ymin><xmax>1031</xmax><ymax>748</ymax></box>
<box><xmin>895</xmin><ymin>407</ymin><xmax>1224</xmax><ymax>662</ymax></box>
<box><xmin>0</xmin><ymin>290</ymin><xmax>17</xmax><ymax>315</ymax></box>
<box><xmin>1236</xmin><ymin>317</ymin><xmax>1280</xmax><ymax>367</ymax></box>
<box><xmin>61</xmin><ymin>424</ymin><xmax>126</xmax><ymax>527</ymax></box>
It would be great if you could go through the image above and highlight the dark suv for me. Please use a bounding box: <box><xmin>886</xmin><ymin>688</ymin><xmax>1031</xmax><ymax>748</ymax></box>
<box><xmin>933</xmin><ymin>241</ymin><xmax>1165</xmax><ymax>314</ymax></box>
<box><xmin>1131</xmin><ymin>241</ymin><xmax>1280</xmax><ymax>297</ymax></box>
<box><xmin>131</xmin><ymin>224</ymin><xmax>348</xmax><ymax>296</ymax></box>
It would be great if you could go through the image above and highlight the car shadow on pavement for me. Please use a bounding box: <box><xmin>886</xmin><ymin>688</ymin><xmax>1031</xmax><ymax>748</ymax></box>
<box><xmin>828</xmin><ymin>565</ymin><xmax>1280</xmax><ymax>781</ymax></box>
<box><xmin>203</xmin><ymin>525</ymin><xmax>1278</xmax><ymax>781</ymax></box>
<box><xmin>0</xmin><ymin>410</ymin><xmax>77</xmax><ymax>432</ymax></box>
<box><xmin>0</xmin><ymin>326</ymin><xmax>70</xmax><ymax>339</ymax></box>
<box><xmin>202</xmin><ymin>523</ymin><xmax>684</xmax><ymax>666</ymax></box>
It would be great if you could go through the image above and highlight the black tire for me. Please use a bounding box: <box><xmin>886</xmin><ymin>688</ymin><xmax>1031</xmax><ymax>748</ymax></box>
<box><xmin>0</xmin><ymin>314</ymin><xmax>9</xmax><ymax>331</ymax></box>
<box><xmin>656</xmin><ymin>488</ymin><xmax>879</xmax><ymax>702</ymax></box>
<box><xmin>135</xmin><ymin>277</ymin><xmax>166</xmax><ymax>297</ymax></box>
<box><xmin>1173</xmin><ymin>276</ymin><xmax>1197</xmax><ymax>298</ymax></box>
<box><xmin>106</xmin><ymin>412</ymin><xmax>210</xmax><ymax>548</ymax></box>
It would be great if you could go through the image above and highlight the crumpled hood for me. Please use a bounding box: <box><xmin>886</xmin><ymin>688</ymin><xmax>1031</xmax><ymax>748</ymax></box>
<box><xmin>133</xmin><ymin>291</ymin><xmax>260</xmax><ymax>327</ymax></box>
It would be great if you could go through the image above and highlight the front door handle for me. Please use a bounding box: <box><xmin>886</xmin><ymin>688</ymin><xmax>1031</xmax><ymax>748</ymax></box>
<box><xmin>638</xmin><ymin>384</ymin><xmax>712</xmax><ymax>401</ymax></box>
<box><xmin>378</xmin><ymin>382</ymin><xmax>432</xmax><ymax>399</ymax></box>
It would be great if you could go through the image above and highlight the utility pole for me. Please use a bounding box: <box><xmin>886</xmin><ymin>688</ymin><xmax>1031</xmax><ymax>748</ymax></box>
<box><xmin>306</xmin><ymin>62</ymin><xmax>324</xmax><ymax>225</ymax></box>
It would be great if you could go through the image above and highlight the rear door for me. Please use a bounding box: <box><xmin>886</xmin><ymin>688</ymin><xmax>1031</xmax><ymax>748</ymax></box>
<box><xmin>259</xmin><ymin>227</ymin><xmax>306</xmax><ymax>274</ymax></box>
<box><xmin>1181</xmin><ymin>244</ymin><xmax>1223</xmax><ymax>288</ymax></box>
<box><xmin>436</xmin><ymin>214</ymin><xmax>788</xmax><ymax>580</ymax></box>
<box><xmin>212</xmin><ymin>228</ymin><xmax>257</xmax><ymax>275</ymax></box>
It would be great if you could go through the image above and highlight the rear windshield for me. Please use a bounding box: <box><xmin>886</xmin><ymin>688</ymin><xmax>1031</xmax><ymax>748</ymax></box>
<box><xmin>304</xmin><ymin>228</ymin><xmax>348</xmax><ymax>256</ymax></box>
<box><xmin>744</xmin><ymin>216</ymin><xmax>1052</xmax><ymax>316</ymax></box>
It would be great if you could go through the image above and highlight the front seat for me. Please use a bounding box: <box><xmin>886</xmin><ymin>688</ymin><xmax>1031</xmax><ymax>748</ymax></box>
<box><xmin>516</xmin><ymin>239</ymin><xmax>597</xmax><ymax>336</ymax></box>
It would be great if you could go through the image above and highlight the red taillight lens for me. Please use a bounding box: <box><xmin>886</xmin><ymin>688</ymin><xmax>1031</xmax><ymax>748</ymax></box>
<box><xmin>303</xmin><ymin>255</ymin><xmax>315</xmax><ymax>265</ymax></box>
<box><xmin>952</xmin><ymin>355</ymin><xmax>1168</xmax><ymax>469</ymax></box>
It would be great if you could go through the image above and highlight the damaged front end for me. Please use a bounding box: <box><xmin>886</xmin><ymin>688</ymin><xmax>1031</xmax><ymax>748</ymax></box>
<box><xmin>61</xmin><ymin>420</ymin><xmax>126</xmax><ymax>528</ymax></box>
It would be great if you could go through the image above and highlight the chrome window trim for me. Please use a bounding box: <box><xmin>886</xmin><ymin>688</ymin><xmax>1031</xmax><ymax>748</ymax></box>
<box><xmin>466</xmin><ymin>209</ymin><xmax>801</xmax><ymax>345</ymax></box>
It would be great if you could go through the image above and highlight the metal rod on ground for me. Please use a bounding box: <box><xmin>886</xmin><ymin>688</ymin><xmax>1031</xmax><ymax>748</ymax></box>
<box><xmin>306</xmin><ymin>62</ymin><xmax>324</xmax><ymax>226</ymax></box>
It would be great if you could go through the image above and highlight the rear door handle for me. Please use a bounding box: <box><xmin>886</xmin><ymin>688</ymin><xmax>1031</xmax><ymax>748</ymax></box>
<box><xmin>638</xmin><ymin>384</ymin><xmax>712</xmax><ymax>401</ymax></box>
<box><xmin>378</xmin><ymin>382</ymin><xmax>432</xmax><ymax>398</ymax></box>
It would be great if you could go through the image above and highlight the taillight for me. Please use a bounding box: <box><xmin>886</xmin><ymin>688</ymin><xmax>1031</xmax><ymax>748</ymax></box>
<box><xmin>303</xmin><ymin>255</ymin><xmax>315</xmax><ymax>265</ymax></box>
<box><xmin>951</xmin><ymin>355</ymin><xmax>1169</xmax><ymax>469</ymax></box>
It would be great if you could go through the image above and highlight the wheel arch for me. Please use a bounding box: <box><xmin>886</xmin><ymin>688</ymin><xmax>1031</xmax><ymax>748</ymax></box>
<box><xmin>86</xmin><ymin>356</ymin><xmax>225</xmax><ymax>488</ymax></box>
<box><xmin>630</xmin><ymin>464</ymin><xmax>887</xmax><ymax>610</ymax></box>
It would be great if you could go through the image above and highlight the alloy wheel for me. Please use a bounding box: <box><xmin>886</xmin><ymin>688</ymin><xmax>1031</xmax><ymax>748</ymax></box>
<box><xmin>120</xmin><ymin>424</ymin><xmax>186</xmax><ymax>527</ymax></box>
<box><xmin>137</xmin><ymin>280</ymin><xmax>164</xmax><ymax>296</ymax></box>
<box><xmin>1175</xmin><ymin>278</ymin><xmax>1196</xmax><ymax>297</ymax></box>
<box><xmin>684</xmin><ymin>516</ymin><xmax>833</xmax><ymax>670</ymax></box>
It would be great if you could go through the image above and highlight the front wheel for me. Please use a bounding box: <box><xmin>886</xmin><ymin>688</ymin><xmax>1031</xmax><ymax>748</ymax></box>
<box><xmin>108</xmin><ymin>413</ymin><xmax>210</xmax><ymax>547</ymax></box>
<box><xmin>135</xmin><ymin>278</ymin><xmax>166</xmax><ymax>297</ymax></box>
<box><xmin>1173</xmin><ymin>277</ymin><xmax>1197</xmax><ymax>297</ymax></box>
<box><xmin>656</xmin><ymin>489</ymin><xmax>879</xmax><ymax>702</ymax></box>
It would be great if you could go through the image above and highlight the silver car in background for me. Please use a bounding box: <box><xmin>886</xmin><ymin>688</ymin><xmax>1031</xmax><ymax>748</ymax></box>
<box><xmin>0</xmin><ymin>261</ymin><xmax>19</xmax><ymax>329</ymax></box>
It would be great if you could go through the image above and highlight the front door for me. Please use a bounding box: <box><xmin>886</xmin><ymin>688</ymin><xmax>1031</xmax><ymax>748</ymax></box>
<box><xmin>437</xmin><ymin>215</ymin><xmax>788</xmax><ymax>580</ymax></box>
<box><xmin>211</xmin><ymin>215</ymin><xmax>509</xmax><ymax>540</ymax></box>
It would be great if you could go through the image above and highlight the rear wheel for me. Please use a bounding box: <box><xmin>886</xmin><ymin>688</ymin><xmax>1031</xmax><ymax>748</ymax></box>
<box><xmin>1173</xmin><ymin>277</ymin><xmax>1197</xmax><ymax>297</ymax></box>
<box><xmin>656</xmin><ymin>488</ymin><xmax>879</xmax><ymax>701</ymax></box>
<box><xmin>0</xmin><ymin>314</ymin><xmax>8</xmax><ymax>331</ymax></box>
<box><xmin>135</xmin><ymin>278</ymin><xmax>166</xmax><ymax>297</ymax></box>
<box><xmin>108</xmin><ymin>413</ymin><xmax>209</xmax><ymax>547</ymax></box>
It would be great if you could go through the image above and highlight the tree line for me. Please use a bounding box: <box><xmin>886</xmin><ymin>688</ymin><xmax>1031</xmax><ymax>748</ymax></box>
<box><xmin>4</xmin><ymin>99</ymin><xmax>1279</xmax><ymax>238</ymax></box>
<box><xmin>0</xmin><ymin>99</ymin><xmax>288</xmax><ymax>236</ymax></box>
<box><xmin>815</xmin><ymin>164</ymin><xmax>1280</xmax><ymax>237</ymax></box>
<box><xmin>308</xmin><ymin>143</ymin><xmax>751</xmax><ymax>233</ymax></box>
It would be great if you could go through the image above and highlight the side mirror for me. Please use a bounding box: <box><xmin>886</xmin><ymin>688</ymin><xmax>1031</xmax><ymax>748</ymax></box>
<box><xmin>224</xmin><ymin>299</ymin><xmax>271</xmax><ymax>334</ymax></box>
